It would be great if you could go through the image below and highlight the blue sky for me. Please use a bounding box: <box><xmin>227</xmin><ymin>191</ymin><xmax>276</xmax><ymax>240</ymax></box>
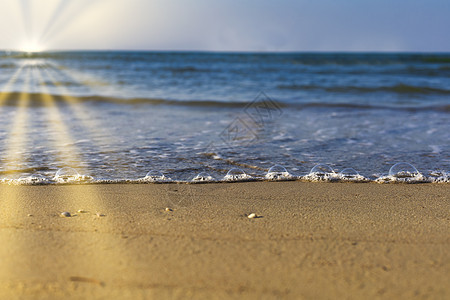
<box><xmin>0</xmin><ymin>0</ymin><xmax>449</xmax><ymax>52</ymax></box>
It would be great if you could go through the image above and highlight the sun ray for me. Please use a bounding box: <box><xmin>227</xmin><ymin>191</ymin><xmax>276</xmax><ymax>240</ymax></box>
<box><xmin>40</xmin><ymin>65</ymin><xmax>117</xmax><ymax>146</ymax></box>
<box><xmin>0</xmin><ymin>66</ymin><xmax>25</xmax><ymax>109</ymax></box>
<box><xmin>32</xmin><ymin>67</ymin><xmax>87</xmax><ymax>172</ymax></box>
<box><xmin>44</xmin><ymin>65</ymin><xmax>140</xmax><ymax>176</ymax></box>
<box><xmin>51</xmin><ymin>63</ymin><xmax>112</xmax><ymax>90</ymax></box>
<box><xmin>0</xmin><ymin>65</ymin><xmax>32</xmax><ymax>286</ymax></box>
<box><xmin>2</xmin><ymin>67</ymin><xmax>31</xmax><ymax>175</ymax></box>
<box><xmin>33</xmin><ymin>67</ymin><xmax>131</xmax><ymax>287</ymax></box>
<box><xmin>39</xmin><ymin>0</ymin><xmax>102</xmax><ymax>47</ymax></box>
<box><xmin>37</xmin><ymin>0</ymin><xmax>70</xmax><ymax>44</ymax></box>
<box><xmin>17</xmin><ymin>0</ymin><xmax>32</xmax><ymax>41</ymax></box>
<box><xmin>0</xmin><ymin>67</ymin><xmax>129</xmax><ymax>289</ymax></box>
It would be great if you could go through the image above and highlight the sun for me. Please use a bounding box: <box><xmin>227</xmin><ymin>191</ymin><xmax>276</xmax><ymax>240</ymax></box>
<box><xmin>19</xmin><ymin>41</ymin><xmax>45</xmax><ymax>53</ymax></box>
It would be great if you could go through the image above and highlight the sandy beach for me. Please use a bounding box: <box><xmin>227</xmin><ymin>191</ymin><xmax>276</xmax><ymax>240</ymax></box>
<box><xmin>0</xmin><ymin>182</ymin><xmax>448</xmax><ymax>299</ymax></box>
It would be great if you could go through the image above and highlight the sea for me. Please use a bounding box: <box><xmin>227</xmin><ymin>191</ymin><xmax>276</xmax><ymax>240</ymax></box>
<box><xmin>0</xmin><ymin>51</ymin><xmax>449</xmax><ymax>183</ymax></box>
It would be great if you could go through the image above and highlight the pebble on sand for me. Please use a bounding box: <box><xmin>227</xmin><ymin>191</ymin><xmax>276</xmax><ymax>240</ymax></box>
<box><xmin>165</xmin><ymin>208</ymin><xmax>173</xmax><ymax>212</ymax></box>
<box><xmin>248</xmin><ymin>213</ymin><xmax>257</xmax><ymax>219</ymax></box>
<box><xmin>77</xmin><ymin>210</ymin><xmax>88</xmax><ymax>213</ymax></box>
<box><xmin>96</xmin><ymin>213</ymin><xmax>105</xmax><ymax>217</ymax></box>
<box><xmin>61</xmin><ymin>212</ymin><xmax>71</xmax><ymax>218</ymax></box>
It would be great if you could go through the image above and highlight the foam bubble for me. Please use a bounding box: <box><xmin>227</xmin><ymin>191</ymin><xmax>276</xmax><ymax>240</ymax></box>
<box><xmin>54</xmin><ymin>168</ymin><xmax>81</xmax><ymax>183</ymax></box>
<box><xmin>389</xmin><ymin>162</ymin><xmax>420</xmax><ymax>178</ymax></box>
<box><xmin>17</xmin><ymin>174</ymin><xmax>49</xmax><ymax>185</ymax></box>
<box><xmin>340</xmin><ymin>168</ymin><xmax>358</xmax><ymax>177</ymax></box>
<box><xmin>429</xmin><ymin>170</ymin><xmax>450</xmax><ymax>183</ymax></box>
<box><xmin>224</xmin><ymin>168</ymin><xmax>252</xmax><ymax>181</ymax></box>
<box><xmin>192</xmin><ymin>172</ymin><xmax>215</xmax><ymax>182</ymax></box>
<box><xmin>1</xmin><ymin>175</ymin><xmax>18</xmax><ymax>185</ymax></box>
<box><xmin>302</xmin><ymin>164</ymin><xmax>338</xmax><ymax>181</ymax></box>
<box><xmin>265</xmin><ymin>165</ymin><xmax>293</xmax><ymax>180</ymax></box>
<box><xmin>338</xmin><ymin>168</ymin><xmax>368</xmax><ymax>182</ymax></box>
<box><xmin>143</xmin><ymin>170</ymin><xmax>171</xmax><ymax>182</ymax></box>
<box><xmin>310</xmin><ymin>164</ymin><xmax>334</xmax><ymax>175</ymax></box>
<box><xmin>376</xmin><ymin>162</ymin><xmax>428</xmax><ymax>183</ymax></box>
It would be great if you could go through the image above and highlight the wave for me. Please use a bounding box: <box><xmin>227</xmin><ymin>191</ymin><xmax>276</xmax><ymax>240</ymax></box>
<box><xmin>39</xmin><ymin>81</ymin><xmax>83</xmax><ymax>87</ymax></box>
<box><xmin>2</xmin><ymin>50</ymin><xmax>448</xmax><ymax>62</ymax></box>
<box><xmin>278</xmin><ymin>83</ymin><xmax>450</xmax><ymax>95</ymax></box>
<box><xmin>0</xmin><ymin>92</ymin><xmax>448</xmax><ymax>112</ymax></box>
<box><xmin>0</xmin><ymin>63</ymin><xmax>17</xmax><ymax>69</ymax></box>
<box><xmin>297</xmin><ymin>102</ymin><xmax>450</xmax><ymax>112</ymax></box>
<box><xmin>0</xmin><ymin>167</ymin><xmax>52</xmax><ymax>176</ymax></box>
<box><xmin>421</xmin><ymin>56</ymin><xmax>450</xmax><ymax>64</ymax></box>
<box><xmin>0</xmin><ymin>92</ymin><xmax>251</xmax><ymax>108</ymax></box>
<box><xmin>3</xmin><ymin>171</ymin><xmax>449</xmax><ymax>185</ymax></box>
<box><xmin>163</xmin><ymin>66</ymin><xmax>211</xmax><ymax>73</ymax></box>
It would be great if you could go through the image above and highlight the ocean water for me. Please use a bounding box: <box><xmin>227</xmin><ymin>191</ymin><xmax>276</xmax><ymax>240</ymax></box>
<box><xmin>0</xmin><ymin>51</ymin><xmax>448</xmax><ymax>183</ymax></box>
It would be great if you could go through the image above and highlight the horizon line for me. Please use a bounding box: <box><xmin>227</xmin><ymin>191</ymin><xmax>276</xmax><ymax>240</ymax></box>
<box><xmin>1</xmin><ymin>48</ymin><xmax>450</xmax><ymax>55</ymax></box>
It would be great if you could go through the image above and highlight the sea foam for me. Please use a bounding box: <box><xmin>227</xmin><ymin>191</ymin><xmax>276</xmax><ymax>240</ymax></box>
<box><xmin>0</xmin><ymin>163</ymin><xmax>448</xmax><ymax>185</ymax></box>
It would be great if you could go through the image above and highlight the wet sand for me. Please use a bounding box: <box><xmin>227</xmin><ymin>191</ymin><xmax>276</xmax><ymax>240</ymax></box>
<box><xmin>0</xmin><ymin>182</ymin><xmax>448</xmax><ymax>299</ymax></box>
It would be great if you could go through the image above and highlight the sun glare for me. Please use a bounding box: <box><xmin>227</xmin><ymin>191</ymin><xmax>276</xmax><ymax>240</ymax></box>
<box><xmin>19</xmin><ymin>41</ymin><xmax>44</xmax><ymax>53</ymax></box>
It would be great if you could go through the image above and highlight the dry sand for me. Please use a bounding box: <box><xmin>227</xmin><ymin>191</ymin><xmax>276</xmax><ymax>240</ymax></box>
<box><xmin>0</xmin><ymin>182</ymin><xmax>448</xmax><ymax>299</ymax></box>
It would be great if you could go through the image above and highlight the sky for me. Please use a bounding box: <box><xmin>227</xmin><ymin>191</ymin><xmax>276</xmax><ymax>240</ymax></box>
<box><xmin>0</xmin><ymin>0</ymin><xmax>449</xmax><ymax>52</ymax></box>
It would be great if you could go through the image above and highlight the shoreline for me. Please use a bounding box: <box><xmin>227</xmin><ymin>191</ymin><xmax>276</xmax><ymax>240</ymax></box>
<box><xmin>0</xmin><ymin>182</ymin><xmax>448</xmax><ymax>299</ymax></box>
<box><xmin>3</xmin><ymin>175</ymin><xmax>450</xmax><ymax>185</ymax></box>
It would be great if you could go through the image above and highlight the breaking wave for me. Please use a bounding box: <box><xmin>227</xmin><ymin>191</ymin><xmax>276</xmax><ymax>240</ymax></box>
<box><xmin>278</xmin><ymin>83</ymin><xmax>450</xmax><ymax>95</ymax></box>
<box><xmin>0</xmin><ymin>92</ymin><xmax>448</xmax><ymax>112</ymax></box>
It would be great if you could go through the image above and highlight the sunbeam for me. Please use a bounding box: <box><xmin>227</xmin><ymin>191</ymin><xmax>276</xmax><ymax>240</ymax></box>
<box><xmin>0</xmin><ymin>65</ymin><xmax>32</xmax><ymax>288</ymax></box>
<box><xmin>0</xmin><ymin>66</ymin><xmax>127</xmax><ymax>294</ymax></box>
<box><xmin>2</xmin><ymin>67</ymin><xmax>31</xmax><ymax>175</ymax></box>
<box><xmin>39</xmin><ymin>0</ymin><xmax>103</xmax><ymax>47</ymax></box>
<box><xmin>0</xmin><ymin>66</ymin><xmax>25</xmax><ymax>108</ymax></box>
<box><xmin>33</xmin><ymin>67</ymin><xmax>87</xmax><ymax>171</ymax></box>
<box><xmin>41</xmin><ymin>66</ymin><xmax>116</xmax><ymax>146</ymax></box>
<box><xmin>15</xmin><ymin>0</ymin><xmax>46</xmax><ymax>52</ymax></box>
<box><xmin>52</xmin><ymin>64</ymin><xmax>111</xmax><ymax>90</ymax></box>
<box><xmin>17</xmin><ymin>0</ymin><xmax>32</xmax><ymax>41</ymax></box>
<box><xmin>33</xmin><ymin>68</ymin><xmax>130</xmax><ymax>290</ymax></box>
<box><xmin>38</xmin><ymin>0</ymin><xmax>71</xmax><ymax>44</ymax></box>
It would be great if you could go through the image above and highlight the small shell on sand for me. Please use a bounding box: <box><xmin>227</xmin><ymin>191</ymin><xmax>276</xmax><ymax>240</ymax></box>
<box><xmin>77</xmin><ymin>210</ymin><xmax>88</xmax><ymax>213</ymax></box>
<box><xmin>165</xmin><ymin>208</ymin><xmax>173</xmax><ymax>212</ymax></box>
<box><xmin>96</xmin><ymin>213</ymin><xmax>105</xmax><ymax>217</ymax></box>
<box><xmin>61</xmin><ymin>212</ymin><xmax>71</xmax><ymax>218</ymax></box>
<box><xmin>27</xmin><ymin>214</ymin><xmax>33</xmax><ymax>217</ymax></box>
<box><xmin>248</xmin><ymin>213</ymin><xmax>257</xmax><ymax>219</ymax></box>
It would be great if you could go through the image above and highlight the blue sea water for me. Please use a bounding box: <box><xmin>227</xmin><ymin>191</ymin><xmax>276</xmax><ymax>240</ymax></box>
<box><xmin>0</xmin><ymin>51</ymin><xmax>448</xmax><ymax>181</ymax></box>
